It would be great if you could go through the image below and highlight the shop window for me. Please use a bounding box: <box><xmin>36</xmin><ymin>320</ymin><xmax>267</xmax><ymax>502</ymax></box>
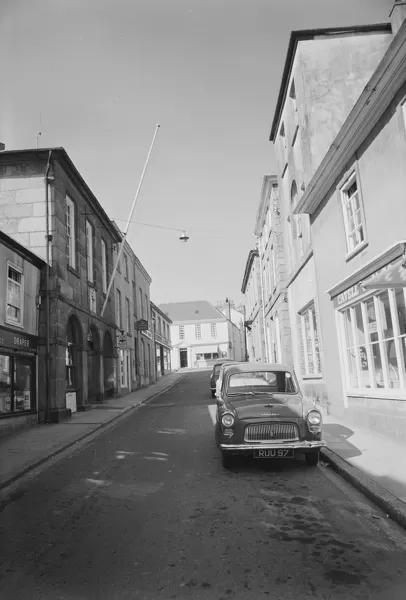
<box><xmin>299</xmin><ymin>304</ymin><xmax>322</xmax><ymax>376</ymax></box>
<box><xmin>340</xmin><ymin>173</ymin><xmax>367</xmax><ymax>255</ymax></box>
<box><xmin>0</xmin><ymin>355</ymin><xmax>35</xmax><ymax>414</ymax></box>
<box><xmin>6</xmin><ymin>264</ymin><xmax>23</xmax><ymax>327</ymax></box>
<box><xmin>340</xmin><ymin>289</ymin><xmax>406</xmax><ymax>390</ymax></box>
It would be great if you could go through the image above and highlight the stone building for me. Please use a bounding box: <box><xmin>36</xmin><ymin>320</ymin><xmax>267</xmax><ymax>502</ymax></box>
<box><xmin>0</xmin><ymin>230</ymin><xmax>45</xmax><ymax>436</ymax></box>
<box><xmin>112</xmin><ymin>229</ymin><xmax>154</xmax><ymax>392</ymax></box>
<box><xmin>0</xmin><ymin>147</ymin><xmax>121</xmax><ymax>422</ymax></box>
<box><xmin>268</xmin><ymin>22</ymin><xmax>392</xmax><ymax>408</ymax></box>
<box><xmin>293</xmin><ymin>5</ymin><xmax>406</xmax><ymax>439</ymax></box>
<box><xmin>241</xmin><ymin>250</ymin><xmax>264</xmax><ymax>362</ymax></box>
<box><xmin>151</xmin><ymin>301</ymin><xmax>172</xmax><ymax>378</ymax></box>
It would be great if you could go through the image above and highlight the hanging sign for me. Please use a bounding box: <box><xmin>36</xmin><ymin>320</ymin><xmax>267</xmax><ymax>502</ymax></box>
<box><xmin>135</xmin><ymin>319</ymin><xmax>148</xmax><ymax>331</ymax></box>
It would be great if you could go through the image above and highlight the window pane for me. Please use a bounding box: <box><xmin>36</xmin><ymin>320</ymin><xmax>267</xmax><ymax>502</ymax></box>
<box><xmin>304</xmin><ymin>311</ymin><xmax>314</xmax><ymax>374</ymax></box>
<box><xmin>383</xmin><ymin>340</ymin><xmax>400</xmax><ymax>388</ymax></box>
<box><xmin>0</xmin><ymin>356</ymin><xmax>12</xmax><ymax>413</ymax></box>
<box><xmin>346</xmin><ymin>348</ymin><xmax>359</xmax><ymax>387</ymax></box>
<box><xmin>14</xmin><ymin>358</ymin><xmax>32</xmax><ymax>411</ymax></box>
<box><xmin>371</xmin><ymin>343</ymin><xmax>383</xmax><ymax>387</ymax></box>
<box><xmin>395</xmin><ymin>290</ymin><xmax>406</xmax><ymax>336</ymax></box>
<box><xmin>365</xmin><ymin>298</ymin><xmax>378</xmax><ymax>343</ymax></box>
<box><xmin>343</xmin><ymin>309</ymin><xmax>353</xmax><ymax>348</ymax></box>
<box><xmin>311</xmin><ymin>308</ymin><xmax>321</xmax><ymax>373</ymax></box>
<box><xmin>378</xmin><ymin>292</ymin><xmax>394</xmax><ymax>340</ymax></box>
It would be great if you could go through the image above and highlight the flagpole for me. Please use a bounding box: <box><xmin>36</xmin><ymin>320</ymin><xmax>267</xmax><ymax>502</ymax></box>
<box><xmin>100</xmin><ymin>124</ymin><xmax>160</xmax><ymax>318</ymax></box>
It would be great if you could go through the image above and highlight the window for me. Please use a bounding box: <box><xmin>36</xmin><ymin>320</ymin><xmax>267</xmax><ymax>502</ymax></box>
<box><xmin>211</xmin><ymin>323</ymin><xmax>217</xmax><ymax>338</ymax></box>
<box><xmin>139</xmin><ymin>287</ymin><xmax>143</xmax><ymax>319</ymax></box>
<box><xmin>341</xmin><ymin>173</ymin><xmax>366</xmax><ymax>255</ymax></box>
<box><xmin>179</xmin><ymin>325</ymin><xmax>185</xmax><ymax>340</ymax></box>
<box><xmin>125</xmin><ymin>297</ymin><xmax>131</xmax><ymax>333</ymax></box>
<box><xmin>86</xmin><ymin>220</ymin><xmax>94</xmax><ymax>282</ymax></box>
<box><xmin>195</xmin><ymin>324</ymin><xmax>201</xmax><ymax>340</ymax></box>
<box><xmin>279</xmin><ymin>122</ymin><xmax>288</xmax><ymax>176</ymax></box>
<box><xmin>6</xmin><ymin>264</ymin><xmax>23</xmax><ymax>326</ymax></box>
<box><xmin>289</xmin><ymin>79</ymin><xmax>299</xmax><ymax>144</ymax></box>
<box><xmin>145</xmin><ymin>294</ymin><xmax>149</xmax><ymax>324</ymax></box>
<box><xmin>124</xmin><ymin>254</ymin><xmax>129</xmax><ymax>281</ymax></box>
<box><xmin>132</xmin><ymin>282</ymin><xmax>137</xmax><ymax>318</ymax></box>
<box><xmin>341</xmin><ymin>289</ymin><xmax>406</xmax><ymax>390</ymax></box>
<box><xmin>116</xmin><ymin>289</ymin><xmax>122</xmax><ymax>329</ymax></box>
<box><xmin>300</xmin><ymin>304</ymin><xmax>322</xmax><ymax>376</ymax></box>
<box><xmin>66</xmin><ymin>196</ymin><xmax>76</xmax><ymax>269</ymax></box>
<box><xmin>101</xmin><ymin>239</ymin><xmax>108</xmax><ymax>294</ymax></box>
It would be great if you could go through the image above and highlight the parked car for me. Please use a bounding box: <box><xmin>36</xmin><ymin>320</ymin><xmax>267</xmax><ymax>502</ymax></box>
<box><xmin>209</xmin><ymin>358</ymin><xmax>235</xmax><ymax>398</ymax></box>
<box><xmin>215</xmin><ymin>362</ymin><xmax>325</xmax><ymax>469</ymax></box>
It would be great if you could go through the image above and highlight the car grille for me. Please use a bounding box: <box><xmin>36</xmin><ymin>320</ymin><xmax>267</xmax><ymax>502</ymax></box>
<box><xmin>244</xmin><ymin>423</ymin><xmax>299</xmax><ymax>442</ymax></box>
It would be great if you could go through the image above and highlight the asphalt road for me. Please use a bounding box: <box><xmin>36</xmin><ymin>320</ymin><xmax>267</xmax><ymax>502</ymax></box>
<box><xmin>1</xmin><ymin>371</ymin><xmax>406</xmax><ymax>600</ymax></box>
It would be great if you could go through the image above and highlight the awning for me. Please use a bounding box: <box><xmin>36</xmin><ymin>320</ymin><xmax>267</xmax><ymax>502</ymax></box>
<box><xmin>362</xmin><ymin>258</ymin><xmax>406</xmax><ymax>290</ymax></box>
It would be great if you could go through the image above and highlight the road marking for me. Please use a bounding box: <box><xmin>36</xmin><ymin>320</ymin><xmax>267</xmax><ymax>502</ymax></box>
<box><xmin>144</xmin><ymin>456</ymin><xmax>168</xmax><ymax>462</ymax></box>
<box><xmin>208</xmin><ymin>405</ymin><xmax>216</xmax><ymax>426</ymax></box>
<box><xmin>157</xmin><ymin>428</ymin><xmax>186</xmax><ymax>435</ymax></box>
<box><xmin>151</xmin><ymin>452</ymin><xmax>169</xmax><ymax>456</ymax></box>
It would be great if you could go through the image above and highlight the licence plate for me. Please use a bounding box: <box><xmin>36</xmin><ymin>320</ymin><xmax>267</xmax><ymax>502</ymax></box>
<box><xmin>254</xmin><ymin>448</ymin><xmax>294</xmax><ymax>459</ymax></box>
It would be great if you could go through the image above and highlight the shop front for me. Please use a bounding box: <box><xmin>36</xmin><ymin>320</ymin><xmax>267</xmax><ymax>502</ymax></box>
<box><xmin>328</xmin><ymin>244</ymin><xmax>406</xmax><ymax>439</ymax></box>
<box><xmin>0</xmin><ymin>326</ymin><xmax>38</xmax><ymax>418</ymax></box>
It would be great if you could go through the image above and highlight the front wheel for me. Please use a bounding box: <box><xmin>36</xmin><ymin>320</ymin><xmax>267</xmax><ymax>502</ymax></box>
<box><xmin>221</xmin><ymin>451</ymin><xmax>235</xmax><ymax>470</ymax></box>
<box><xmin>305</xmin><ymin>452</ymin><xmax>320</xmax><ymax>466</ymax></box>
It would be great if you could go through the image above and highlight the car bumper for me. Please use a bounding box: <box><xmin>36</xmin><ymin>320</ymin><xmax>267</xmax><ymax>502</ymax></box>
<box><xmin>219</xmin><ymin>440</ymin><xmax>326</xmax><ymax>452</ymax></box>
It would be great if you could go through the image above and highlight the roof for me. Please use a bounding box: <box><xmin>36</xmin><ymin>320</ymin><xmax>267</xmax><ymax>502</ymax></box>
<box><xmin>0</xmin><ymin>229</ymin><xmax>46</xmax><ymax>268</ymax></box>
<box><xmin>269</xmin><ymin>23</ymin><xmax>392</xmax><ymax>142</ymax></box>
<box><xmin>158</xmin><ymin>300</ymin><xmax>226</xmax><ymax>323</ymax></box>
<box><xmin>0</xmin><ymin>147</ymin><xmax>122</xmax><ymax>243</ymax></box>
<box><xmin>151</xmin><ymin>301</ymin><xmax>173</xmax><ymax>323</ymax></box>
<box><xmin>241</xmin><ymin>249</ymin><xmax>259</xmax><ymax>294</ymax></box>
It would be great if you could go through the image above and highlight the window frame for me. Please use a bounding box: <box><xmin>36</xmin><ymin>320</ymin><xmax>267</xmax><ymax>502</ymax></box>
<box><xmin>6</xmin><ymin>262</ymin><xmax>24</xmax><ymax>328</ymax></box>
<box><xmin>85</xmin><ymin>220</ymin><xmax>94</xmax><ymax>283</ymax></box>
<box><xmin>125</xmin><ymin>297</ymin><xmax>131</xmax><ymax>334</ymax></box>
<box><xmin>339</xmin><ymin>170</ymin><xmax>368</xmax><ymax>260</ymax></box>
<box><xmin>66</xmin><ymin>196</ymin><xmax>76</xmax><ymax>270</ymax></box>
<box><xmin>124</xmin><ymin>254</ymin><xmax>129</xmax><ymax>281</ymax></box>
<box><xmin>179</xmin><ymin>325</ymin><xmax>185</xmax><ymax>340</ymax></box>
<box><xmin>101</xmin><ymin>238</ymin><xmax>108</xmax><ymax>294</ymax></box>
<box><xmin>299</xmin><ymin>302</ymin><xmax>322</xmax><ymax>378</ymax></box>
<box><xmin>116</xmin><ymin>289</ymin><xmax>122</xmax><ymax>330</ymax></box>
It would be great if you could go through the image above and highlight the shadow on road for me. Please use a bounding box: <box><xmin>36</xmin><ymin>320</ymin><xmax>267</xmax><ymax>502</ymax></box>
<box><xmin>323</xmin><ymin>423</ymin><xmax>363</xmax><ymax>460</ymax></box>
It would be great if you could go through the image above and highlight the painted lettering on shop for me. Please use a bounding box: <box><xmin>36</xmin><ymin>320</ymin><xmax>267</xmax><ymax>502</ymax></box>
<box><xmin>336</xmin><ymin>285</ymin><xmax>361</xmax><ymax>307</ymax></box>
<box><xmin>0</xmin><ymin>328</ymin><xmax>38</xmax><ymax>351</ymax></box>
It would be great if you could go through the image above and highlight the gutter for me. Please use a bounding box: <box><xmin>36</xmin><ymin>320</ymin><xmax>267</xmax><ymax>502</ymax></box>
<box><xmin>294</xmin><ymin>17</ymin><xmax>406</xmax><ymax>216</ymax></box>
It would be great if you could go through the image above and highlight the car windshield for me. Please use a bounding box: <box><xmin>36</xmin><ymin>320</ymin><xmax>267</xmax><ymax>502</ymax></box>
<box><xmin>226</xmin><ymin>371</ymin><xmax>297</xmax><ymax>395</ymax></box>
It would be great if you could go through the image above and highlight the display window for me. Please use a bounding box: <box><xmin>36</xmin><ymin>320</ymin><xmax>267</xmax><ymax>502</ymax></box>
<box><xmin>0</xmin><ymin>354</ymin><xmax>35</xmax><ymax>415</ymax></box>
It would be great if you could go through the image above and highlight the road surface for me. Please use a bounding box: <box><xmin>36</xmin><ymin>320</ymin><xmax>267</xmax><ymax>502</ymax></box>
<box><xmin>1</xmin><ymin>371</ymin><xmax>406</xmax><ymax>599</ymax></box>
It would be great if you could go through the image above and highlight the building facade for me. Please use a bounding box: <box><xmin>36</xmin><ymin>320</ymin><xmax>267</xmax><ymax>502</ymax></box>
<box><xmin>151</xmin><ymin>302</ymin><xmax>172</xmax><ymax>378</ymax></box>
<box><xmin>0</xmin><ymin>230</ymin><xmax>45</xmax><ymax>436</ymax></box>
<box><xmin>0</xmin><ymin>148</ymin><xmax>121</xmax><ymax>422</ymax></box>
<box><xmin>294</xmin><ymin>6</ymin><xmax>406</xmax><ymax>439</ymax></box>
<box><xmin>241</xmin><ymin>249</ymin><xmax>265</xmax><ymax>362</ymax></box>
<box><xmin>160</xmin><ymin>300</ymin><xmax>245</xmax><ymax>370</ymax></box>
<box><xmin>268</xmin><ymin>23</ymin><xmax>393</xmax><ymax>410</ymax></box>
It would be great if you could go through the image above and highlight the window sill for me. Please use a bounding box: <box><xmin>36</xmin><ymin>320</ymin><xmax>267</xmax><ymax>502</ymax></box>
<box><xmin>5</xmin><ymin>320</ymin><xmax>24</xmax><ymax>330</ymax></box>
<box><xmin>302</xmin><ymin>374</ymin><xmax>323</xmax><ymax>381</ymax></box>
<box><xmin>345</xmin><ymin>241</ymin><xmax>369</xmax><ymax>263</ymax></box>
<box><xmin>67</xmin><ymin>265</ymin><xmax>80</xmax><ymax>278</ymax></box>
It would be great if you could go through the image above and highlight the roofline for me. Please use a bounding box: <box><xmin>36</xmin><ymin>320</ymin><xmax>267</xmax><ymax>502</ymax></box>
<box><xmin>241</xmin><ymin>249</ymin><xmax>259</xmax><ymax>294</ymax></box>
<box><xmin>253</xmin><ymin>174</ymin><xmax>278</xmax><ymax>236</ymax></box>
<box><xmin>167</xmin><ymin>317</ymin><xmax>227</xmax><ymax>324</ymax></box>
<box><xmin>0</xmin><ymin>229</ymin><xmax>46</xmax><ymax>268</ymax></box>
<box><xmin>294</xmin><ymin>18</ymin><xmax>406</xmax><ymax>216</ymax></box>
<box><xmin>0</xmin><ymin>147</ymin><xmax>122</xmax><ymax>243</ymax></box>
<box><xmin>269</xmin><ymin>23</ymin><xmax>392</xmax><ymax>142</ymax></box>
<box><xmin>150</xmin><ymin>301</ymin><xmax>173</xmax><ymax>323</ymax></box>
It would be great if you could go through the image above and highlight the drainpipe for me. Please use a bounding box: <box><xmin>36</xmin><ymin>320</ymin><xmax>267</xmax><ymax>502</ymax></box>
<box><xmin>44</xmin><ymin>151</ymin><xmax>52</xmax><ymax>423</ymax></box>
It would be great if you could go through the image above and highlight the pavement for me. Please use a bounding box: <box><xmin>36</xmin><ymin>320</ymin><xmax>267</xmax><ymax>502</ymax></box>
<box><xmin>0</xmin><ymin>371</ymin><xmax>184</xmax><ymax>493</ymax></box>
<box><xmin>1</xmin><ymin>369</ymin><xmax>406</xmax><ymax>533</ymax></box>
<box><xmin>1</xmin><ymin>369</ymin><xmax>406</xmax><ymax>599</ymax></box>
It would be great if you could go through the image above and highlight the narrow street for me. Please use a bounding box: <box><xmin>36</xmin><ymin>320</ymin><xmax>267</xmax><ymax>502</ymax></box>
<box><xmin>1</xmin><ymin>371</ymin><xmax>406</xmax><ymax>600</ymax></box>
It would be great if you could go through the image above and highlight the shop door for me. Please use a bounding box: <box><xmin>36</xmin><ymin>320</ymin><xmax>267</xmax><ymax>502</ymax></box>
<box><xmin>180</xmin><ymin>349</ymin><xmax>188</xmax><ymax>368</ymax></box>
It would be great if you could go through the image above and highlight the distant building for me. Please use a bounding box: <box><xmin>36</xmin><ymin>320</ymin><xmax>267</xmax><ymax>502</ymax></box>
<box><xmin>151</xmin><ymin>302</ymin><xmax>172</xmax><ymax>377</ymax></box>
<box><xmin>0</xmin><ymin>230</ymin><xmax>45</xmax><ymax>437</ymax></box>
<box><xmin>159</xmin><ymin>300</ymin><xmax>245</xmax><ymax>370</ymax></box>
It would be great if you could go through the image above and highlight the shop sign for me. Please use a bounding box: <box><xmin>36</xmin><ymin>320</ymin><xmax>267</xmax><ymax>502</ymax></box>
<box><xmin>141</xmin><ymin>329</ymin><xmax>152</xmax><ymax>340</ymax></box>
<box><xmin>135</xmin><ymin>319</ymin><xmax>149</xmax><ymax>331</ymax></box>
<box><xmin>334</xmin><ymin>284</ymin><xmax>362</xmax><ymax>308</ymax></box>
<box><xmin>0</xmin><ymin>327</ymin><xmax>38</xmax><ymax>352</ymax></box>
<box><xmin>117</xmin><ymin>333</ymin><xmax>127</xmax><ymax>349</ymax></box>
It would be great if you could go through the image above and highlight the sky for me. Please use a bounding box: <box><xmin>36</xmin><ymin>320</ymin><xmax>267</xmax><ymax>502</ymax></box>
<box><xmin>1</xmin><ymin>0</ymin><xmax>394</xmax><ymax>307</ymax></box>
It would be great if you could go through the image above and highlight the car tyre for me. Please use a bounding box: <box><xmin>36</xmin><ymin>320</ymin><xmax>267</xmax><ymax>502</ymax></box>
<box><xmin>221</xmin><ymin>452</ymin><xmax>234</xmax><ymax>470</ymax></box>
<box><xmin>306</xmin><ymin>452</ymin><xmax>319</xmax><ymax>466</ymax></box>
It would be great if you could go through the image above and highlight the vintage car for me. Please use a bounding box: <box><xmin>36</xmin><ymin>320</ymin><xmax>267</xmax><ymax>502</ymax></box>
<box><xmin>209</xmin><ymin>358</ymin><xmax>236</xmax><ymax>397</ymax></box>
<box><xmin>215</xmin><ymin>362</ymin><xmax>325</xmax><ymax>469</ymax></box>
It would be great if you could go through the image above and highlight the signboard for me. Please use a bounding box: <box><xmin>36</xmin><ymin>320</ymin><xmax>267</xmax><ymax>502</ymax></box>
<box><xmin>117</xmin><ymin>333</ymin><xmax>127</xmax><ymax>349</ymax></box>
<box><xmin>0</xmin><ymin>327</ymin><xmax>38</xmax><ymax>352</ymax></box>
<box><xmin>141</xmin><ymin>329</ymin><xmax>153</xmax><ymax>340</ymax></box>
<box><xmin>334</xmin><ymin>284</ymin><xmax>363</xmax><ymax>308</ymax></box>
<box><xmin>135</xmin><ymin>319</ymin><xmax>149</xmax><ymax>331</ymax></box>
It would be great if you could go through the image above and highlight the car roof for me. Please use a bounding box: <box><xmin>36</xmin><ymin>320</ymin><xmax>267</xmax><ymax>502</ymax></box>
<box><xmin>224</xmin><ymin>362</ymin><xmax>293</xmax><ymax>376</ymax></box>
<box><xmin>213</xmin><ymin>359</ymin><xmax>235</xmax><ymax>366</ymax></box>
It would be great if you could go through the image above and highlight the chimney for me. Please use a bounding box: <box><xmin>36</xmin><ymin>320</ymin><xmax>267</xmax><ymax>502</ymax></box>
<box><xmin>0</xmin><ymin>143</ymin><xmax>5</xmax><ymax>151</ymax></box>
<box><xmin>390</xmin><ymin>1</ymin><xmax>406</xmax><ymax>36</ymax></box>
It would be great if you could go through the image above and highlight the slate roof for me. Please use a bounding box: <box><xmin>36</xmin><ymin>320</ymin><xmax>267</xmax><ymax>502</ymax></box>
<box><xmin>158</xmin><ymin>301</ymin><xmax>226</xmax><ymax>323</ymax></box>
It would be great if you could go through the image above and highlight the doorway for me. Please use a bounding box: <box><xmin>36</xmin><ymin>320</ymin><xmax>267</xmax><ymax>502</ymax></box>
<box><xmin>180</xmin><ymin>348</ymin><xmax>188</xmax><ymax>368</ymax></box>
<box><xmin>87</xmin><ymin>325</ymin><xmax>101</xmax><ymax>404</ymax></box>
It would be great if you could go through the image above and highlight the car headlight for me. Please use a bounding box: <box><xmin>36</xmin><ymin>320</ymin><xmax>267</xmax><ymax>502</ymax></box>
<box><xmin>221</xmin><ymin>413</ymin><xmax>235</xmax><ymax>428</ymax></box>
<box><xmin>307</xmin><ymin>410</ymin><xmax>321</xmax><ymax>425</ymax></box>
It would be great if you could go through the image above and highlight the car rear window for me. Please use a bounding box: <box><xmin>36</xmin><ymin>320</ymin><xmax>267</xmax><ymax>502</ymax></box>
<box><xmin>227</xmin><ymin>371</ymin><xmax>296</xmax><ymax>394</ymax></box>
